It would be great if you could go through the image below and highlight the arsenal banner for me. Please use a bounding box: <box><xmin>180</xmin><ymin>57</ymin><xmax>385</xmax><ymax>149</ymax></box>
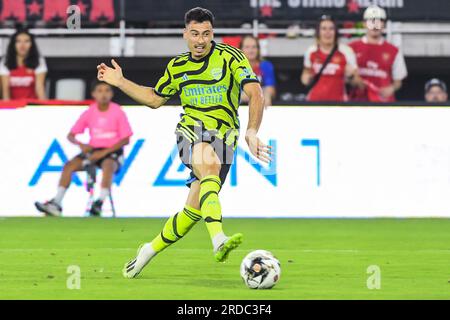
<box><xmin>126</xmin><ymin>0</ymin><xmax>450</xmax><ymax>23</ymax></box>
<box><xmin>0</xmin><ymin>0</ymin><xmax>448</xmax><ymax>26</ymax></box>
<box><xmin>0</xmin><ymin>0</ymin><xmax>117</xmax><ymax>24</ymax></box>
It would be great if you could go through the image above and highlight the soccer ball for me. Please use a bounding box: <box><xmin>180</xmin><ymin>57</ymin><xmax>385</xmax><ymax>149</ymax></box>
<box><xmin>240</xmin><ymin>250</ymin><xmax>281</xmax><ymax>289</ymax></box>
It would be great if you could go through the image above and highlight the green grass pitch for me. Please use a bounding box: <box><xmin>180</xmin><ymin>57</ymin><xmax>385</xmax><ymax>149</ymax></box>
<box><xmin>0</xmin><ymin>217</ymin><xmax>449</xmax><ymax>300</ymax></box>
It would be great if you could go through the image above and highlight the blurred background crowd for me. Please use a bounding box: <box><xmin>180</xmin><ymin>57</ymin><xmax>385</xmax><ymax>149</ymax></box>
<box><xmin>0</xmin><ymin>0</ymin><xmax>448</xmax><ymax>105</ymax></box>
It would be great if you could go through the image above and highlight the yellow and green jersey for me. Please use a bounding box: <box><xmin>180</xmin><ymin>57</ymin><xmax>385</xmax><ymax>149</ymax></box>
<box><xmin>154</xmin><ymin>41</ymin><xmax>259</xmax><ymax>148</ymax></box>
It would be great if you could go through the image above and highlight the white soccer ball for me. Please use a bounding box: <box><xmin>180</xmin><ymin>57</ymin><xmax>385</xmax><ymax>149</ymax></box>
<box><xmin>240</xmin><ymin>250</ymin><xmax>281</xmax><ymax>289</ymax></box>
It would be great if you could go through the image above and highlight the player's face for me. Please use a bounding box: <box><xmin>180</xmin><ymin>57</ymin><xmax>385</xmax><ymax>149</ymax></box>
<box><xmin>318</xmin><ymin>20</ymin><xmax>336</xmax><ymax>46</ymax></box>
<box><xmin>15</xmin><ymin>33</ymin><xmax>32</xmax><ymax>58</ymax></box>
<box><xmin>241</xmin><ymin>37</ymin><xmax>259</xmax><ymax>61</ymax></box>
<box><xmin>425</xmin><ymin>87</ymin><xmax>448</xmax><ymax>103</ymax></box>
<box><xmin>365</xmin><ymin>19</ymin><xmax>385</xmax><ymax>38</ymax></box>
<box><xmin>184</xmin><ymin>21</ymin><xmax>214</xmax><ymax>59</ymax></box>
<box><xmin>92</xmin><ymin>84</ymin><xmax>114</xmax><ymax>106</ymax></box>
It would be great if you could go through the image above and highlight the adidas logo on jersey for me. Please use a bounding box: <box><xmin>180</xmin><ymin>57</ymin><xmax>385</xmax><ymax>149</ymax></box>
<box><xmin>182</xmin><ymin>74</ymin><xmax>189</xmax><ymax>81</ymax></box>
<box><xmin>211</xmin><ymin>67</ymin><xmax>223</xmax><ymax>80</ymax></box>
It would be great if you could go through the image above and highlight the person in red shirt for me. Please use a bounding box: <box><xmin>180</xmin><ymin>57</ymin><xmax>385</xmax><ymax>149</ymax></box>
<box><xmin>301</xmin><ymin>15</ymin><xmax>363</xmax><ymax>102</ymax></box>
<box><xmin>0</xmin><ymin>29</ymin><xmax>47</xmax><ymax>100</ymax></box>
<box><xmin>349</xmin><ymin>5</ymin><xmax>408</xmax><ymax>102</ymax></box>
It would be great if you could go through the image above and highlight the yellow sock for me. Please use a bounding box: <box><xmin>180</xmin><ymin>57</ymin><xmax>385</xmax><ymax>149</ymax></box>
<box><xmin>199</xmin><ymin>175</ymin><xmax>223</xmax><ymax>240</ymax></box>
<box><xmin>151</xmin><ymin>205</ymin><xmax>201</xmax><ymax>252</ymax></box>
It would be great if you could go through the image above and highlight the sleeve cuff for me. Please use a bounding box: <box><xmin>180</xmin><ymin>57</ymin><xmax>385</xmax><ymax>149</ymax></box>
<box><xmin>154</xmin><ymin>90</ymin><xmax>173</xmax><ymax>98</ymax></box>
<box><xmin>240</xmin><ymin>78</ymin><xmax>260</xmax><ymax>88</ymax></box>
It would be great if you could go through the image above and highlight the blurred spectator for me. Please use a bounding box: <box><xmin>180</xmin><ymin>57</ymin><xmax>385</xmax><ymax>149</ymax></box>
<box><xmin>0</xmin><ymin>29</ymin><xmax>47</xmax><ymax>100</ymax></box>
<box><xmin>424</xmin><ymin>78</ymin><xmax>448</xmax><ymax>103</ymax></box>
<box><xmin>301</xmin><ymin>15</ymin><xmax>363</xmax><ymax>102</ymax></box>
<box><xmin>349</xmin><ymin>5</ymin><xmax>407</xmax><ymax>102</ymax></box>
<box><xmin>221</xmin><ymin>35</ymin><xmax>242</xmax><ymax>49</ymax></box>
<box><xmin>34</xmin><ymin>81</ymin><xmax>132</xmax><ymax>217</ymax></box>
<box><xmin>239</xmin><ymin>35</ymin><xmax>276</xmax><ymax>107</ymax></box>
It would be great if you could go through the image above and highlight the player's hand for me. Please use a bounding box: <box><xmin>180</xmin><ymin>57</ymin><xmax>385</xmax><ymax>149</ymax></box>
<box><xmin>79</xmin><ymin>144</ymin><xmax>92</xmax><ymax>154</ymax></box>
<box><xmin>97</xmin><ymin>59</ymin><xmax>124</xmax><ymax>88</ymax></box>
<box><xmin>89</xmin><ymin>150</ymin><xmax>109</xmax><ymax>163</ymax></box>
<box><xmin>379</xmin><ymin>85</ymin><xmax>395</xmax><ymax>99</ymax></box>
<box><xmin>245</xmin><ymin>132</ymin><xmax>272</xmax><ymax>164</ymax></box>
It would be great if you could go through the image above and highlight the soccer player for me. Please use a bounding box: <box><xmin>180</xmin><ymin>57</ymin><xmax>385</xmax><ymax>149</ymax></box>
<box><xmin>349</xmin><ymin>5</ymin><xmax>408</xmax><ymax>102</ymax></box>
<box><xmin>34</xmin><ymin>81</ymin><xmax>133</xmax><ymax>217</ymax></box>
<box><xmin>97</xmin><ymin>7</ymin><xmax>271</xmax><ymax>278</ymax></box>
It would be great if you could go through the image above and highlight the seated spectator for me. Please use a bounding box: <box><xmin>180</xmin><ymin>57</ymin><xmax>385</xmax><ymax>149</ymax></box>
<box><xmin>239</xmin><ymin>35</ymin><xmax>276</xmax><ymax>107</ymax></box>
<box><xmin>0</xmin><ymin>29</ymin><xmax>47</xmax><ymax>100</ymax></box>
<box><xmin>425</xmin><ymin>78</ymin><xmax>448</xmax><ymax>103</ymax></box>
<box><xmin>349</xmin><ymin>5</ymin><xmax>407</xmax><ymax>102</ymax></box>
<box><xmin>35</xmin><ymin>81</ymin><xmax>133</xmax><ymax>217</ymax></box>
<box><xmin>301</xmin><ymin>15</ymin><xmax>363</xmax><ymax>102</ymax></box>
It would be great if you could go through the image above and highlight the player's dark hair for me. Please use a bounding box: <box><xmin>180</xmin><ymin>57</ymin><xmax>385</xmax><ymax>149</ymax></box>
<box><xmin>315</xmin><ymin>15</ymin><xmax>339</xmax><ymax>45</ymax></box>
<box><xmin>90</xmin><ymin>79</ymin><xmax>112</xmax><ymax>92</ymax></box>
<box><xmin>5</xmin><ymin>29</ymin><xmax>41</xmax><ymax>70</ymax></box>
<box><xmin>240</xmin><ymin>35</ymin><xmax>261</xmax><ymax>62</ymax></box>
<box><xmin>184</xmin><ymin>7</ymin><xmax>214</xmax><ymax>26</ymax></box>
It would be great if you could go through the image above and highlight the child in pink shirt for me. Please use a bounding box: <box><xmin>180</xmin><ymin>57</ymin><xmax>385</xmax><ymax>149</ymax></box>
<box><xmin>35</xmin><ymin>81</ymin><xmax>133</xmax><ymax>217</ymax></box>
<box><xmin>70</xmin><ymin>101</ymin><xmax>132</xmax><ymax>149</ymax></box>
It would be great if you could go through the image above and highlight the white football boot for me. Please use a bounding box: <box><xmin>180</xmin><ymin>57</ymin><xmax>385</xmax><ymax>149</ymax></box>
<box><xmin>34</xmin><ymin>199</ymin><xmax>62</xmax><ymax>217</ymax></box>
<box><xmin>122</xmin><ymin>243</ymin><xmax>157</xmax><ymax>279</ymax></box>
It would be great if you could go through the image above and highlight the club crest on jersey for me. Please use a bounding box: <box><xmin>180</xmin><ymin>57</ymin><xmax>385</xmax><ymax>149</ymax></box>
<box><xmin>239</xmin><ymin>67</ymin><xmax>252</xmax><ymax>78</ymax></box>
<box><xmin>332</xmin><ymin>56</ymin><xmax>341</xmax><ymax>64</ymax></box>
<box><xmin>182</xmin><ymin>74</ymin><xmax>189</xmax><ymax>81</ymax></box>
<box><xmin>211</xmin><ymin>67</ymin><xmax>223</xmax><ymax>80</ymax></box>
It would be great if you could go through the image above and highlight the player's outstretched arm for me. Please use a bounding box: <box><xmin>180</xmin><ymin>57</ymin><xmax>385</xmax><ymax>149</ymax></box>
<box><xmin>97</xmin><ymin>59</ymin><xmax>167</xmax><ymax>109</ymax></box>
<box><xmin>243</xmin><ymin>82</ymin><xmax>272</xmax><ymax>164</ymax></box>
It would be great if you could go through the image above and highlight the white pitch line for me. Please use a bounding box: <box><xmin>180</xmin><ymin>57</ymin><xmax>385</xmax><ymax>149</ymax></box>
<box><xmin>0</xmin><ymin>248</ymin><xmax>358</xmax><ymax>253</ymax></box>
<box><xmin>0</xmin><ymin>248</ymin><xmax>449</xmax><ymax>253</ymax></box>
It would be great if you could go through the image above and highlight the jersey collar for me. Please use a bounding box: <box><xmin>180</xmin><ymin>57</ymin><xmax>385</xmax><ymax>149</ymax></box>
<box><xmin>189</xmin><ymin>40</ymin><xmax>216</xmax><ymax>63</ymax></box>
<box><xmin>362</xmin><ymin>35</ymin><xmax>384</xmax><ymax>45</ymax></box>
